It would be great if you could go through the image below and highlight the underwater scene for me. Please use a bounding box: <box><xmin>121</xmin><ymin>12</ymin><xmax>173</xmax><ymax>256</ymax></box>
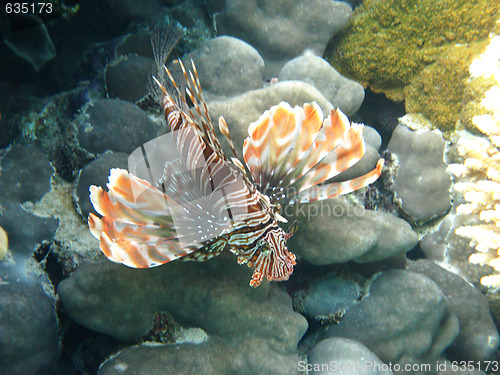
<box><xmin>1</xmin><ymin>0</ymin><xmax>500</xmax><ymax>374</ymax></box>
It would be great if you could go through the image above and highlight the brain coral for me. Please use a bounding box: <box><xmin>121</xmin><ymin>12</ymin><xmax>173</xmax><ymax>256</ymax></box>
<box><xmin>328</xmin><ymin>0</ymin><xmax>500</xmax><ymax>131</ymax></box>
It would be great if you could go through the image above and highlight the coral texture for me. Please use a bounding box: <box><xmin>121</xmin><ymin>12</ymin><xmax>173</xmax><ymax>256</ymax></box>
<box><xmin>216</xmin><ymin>0</ymin><xmax>353</xmax><ymax>78</ymax></box>
<box><xmin>450</xmin><ymin>35</ymin><xmax>500</xmax><ymax>288</ymax></box>
<box><xmin>452</xmin><ymin>134</ymin><xmax>500</xmax><ymax>287</ymax></box>
<box><xmin>328</xmin><ymin>0</ymin><xmax>500</xmax><ymax>131</ymax></box>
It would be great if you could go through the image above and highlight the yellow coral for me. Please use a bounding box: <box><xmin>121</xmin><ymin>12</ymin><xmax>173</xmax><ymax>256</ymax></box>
<box><xmin>451</xmin><ymin>34</ymin><xmax>500</xmax><ymax>287</ymax></box>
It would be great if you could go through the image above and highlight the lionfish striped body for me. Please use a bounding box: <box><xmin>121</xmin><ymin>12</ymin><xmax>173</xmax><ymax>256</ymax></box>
<box><xmin>88</xmin><ymin>54</ymin><xmax>384</xmax><ymax>287</ymax></box>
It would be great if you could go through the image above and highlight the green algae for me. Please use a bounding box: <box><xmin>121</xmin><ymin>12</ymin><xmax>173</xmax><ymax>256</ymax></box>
<box><xmin>328</xmin><ymin>0</ymin><xmax>499</xmax><ymax>131</ymax></box>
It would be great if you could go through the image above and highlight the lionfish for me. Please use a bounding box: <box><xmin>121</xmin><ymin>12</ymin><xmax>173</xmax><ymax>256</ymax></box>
<box><xmin>87</xmin><ymin>33</ymin><xmax>384</xmax><ymax>287</ymax></box>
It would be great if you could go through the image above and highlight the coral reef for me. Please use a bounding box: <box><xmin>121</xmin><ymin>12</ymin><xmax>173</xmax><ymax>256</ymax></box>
<box><xmin>328</xmin><ymin>0</ymin><xmax>500</xmax><ymax>131</ymax></box>
<box><xmin>448</xmin><ymin>33</ymin><xmax>500</xmax><ymax>289</ymax></box>
<box><xmin>451</xmin><ymin>133</ymin><xmax>500</xmax><ymax>287</ymax></box>
<box><xmin>1</xmin><ymin>1</ymin><xmax>499</xmax><ymax>373</ymax></box>
<box><xmin>5</xmin><ymin>87</ymin><xmax>91</xmax><ymax>180</ymax></box>
<box><xmin>404</xmin><ymin>44</ymin><xmax>481</xmax><ymax>133</ymax></box>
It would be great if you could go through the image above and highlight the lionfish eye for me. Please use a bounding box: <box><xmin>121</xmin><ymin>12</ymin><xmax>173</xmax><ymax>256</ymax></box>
<box><xmin>259</xmin><ymin>241</ymin><xmax>270</xmax><ymax>253</ymax></box>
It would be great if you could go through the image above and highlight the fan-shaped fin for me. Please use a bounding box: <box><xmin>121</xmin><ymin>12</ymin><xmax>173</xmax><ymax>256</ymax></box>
<box><xmin>243</xmin><ymin>102</ymin><xmax>382</xmax><ymax>204</ymax></box>
<box><xmin>289</xmin><ymin>159</ymin><xmax>385</xmax><ymax>204</ymax></box>
<box><xmin>88</xmin><ymin>169</ymin><xmax>201</xmax><ymax>268</ymax></box>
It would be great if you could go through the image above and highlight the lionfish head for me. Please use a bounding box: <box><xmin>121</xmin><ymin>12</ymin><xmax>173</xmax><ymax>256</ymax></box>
<box><xmin>248</xmin><ymin>223</ymin><xmax>297</xmax><ymax>287</ymax></box>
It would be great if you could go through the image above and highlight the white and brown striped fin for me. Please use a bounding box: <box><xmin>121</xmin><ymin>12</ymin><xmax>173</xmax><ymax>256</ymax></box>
<box><xmin>218</xmin><ymin>116</ymin><xmax>238</xmax><ymax>158</ymax></box>
<box><xmin>243</xmin><ymin>102</ymin><xmax>384</xmax><ymax>203</ymax></box>
<box><xmin>88</xmin><ymin>169</ymin><xmax>201</xmax><ymax>268</ymax></box>
<box><xmin>289</xmin><ymin>159</ymin><xmax>385</xmax><ymax>204</ymax></box>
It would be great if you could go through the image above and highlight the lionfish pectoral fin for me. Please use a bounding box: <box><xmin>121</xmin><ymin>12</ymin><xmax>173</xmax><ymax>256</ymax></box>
<box><xmin>88</xmin><ymin>169</ymin><xmax>200</xmax><ymax>268</ymax></box>
<box><xmin>285</xmin><ymin>110</ymin><xmax>367</xmax><ymax>194</ymax></box>
<box><xmin>291</xmin><ymin>158</ymin><xmax>385</xmax><ymax>204</ymax></box>
<box><xmin>243</xmin><ymin>103</ymin><xmax>376</xmax><ymax>204</ymax></box>
<box><xmin>243</xmin><ymin>101</ymin><xmax>323</xmax><ymax>191</ymax></box>
<box><xmin>88</xmin><ymin>212</ymin><xmax>103</xmax><ymax>239</ymax></box>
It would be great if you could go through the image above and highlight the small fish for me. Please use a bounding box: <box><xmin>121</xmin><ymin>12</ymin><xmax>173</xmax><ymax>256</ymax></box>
<box><xmin>88</xmin><ymin>35</ymin><xmax>383</xmax><ymax>287</ymax></box>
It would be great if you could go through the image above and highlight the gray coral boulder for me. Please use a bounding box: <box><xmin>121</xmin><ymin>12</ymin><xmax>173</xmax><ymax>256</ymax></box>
<box><xmin>325</xmin><ymin>270</ymin><xmax>460</xmax><ymax>375</ymax></box>
<box><xmin>285</xmin><ymin>197</ymin><xmax>418</xmax><ymax>264</ymax></box>
<box><xmin>279</xmin><ymin>54</ymin><xmax>365</xmax><ymax>116</ymax></box>
<box><xmin>184</xmin><ymin>36</ymin><xmax>265</xmax><ymax>100</ymax></box>
<box><xmin>0</xmin><ymin>280</ymin><xmax>59</xmax><ymax>375</ymax></box>
<box><xmin>307</xmin><ymin>338</ymin><xmax>394</xmax><ymax>374</ymax></box>
<box><xmin>58</xmin><ymin>254</ymin><xmax>307</xmax><ymax>373</ymax></box>
<box><xmin>0</xmin><ymin>145</ymin><xmax>59</xmax><ymax>375</ymax></box>
<box><xmin>99</xmin><ymin>335</ymin><xmax>301</xmax><ymax>375</ymax></box>
<box><xmin>215</xmin><ymin>0</ymin><xmax>353</xmax><ymax>77</ymax></box>
<box><xmin>77</xmin><ymin>99</ymin><xmax>159</xmax><ymax>155</ymax></box>
<box><xmin>387</xmin><ymin>125</ymin><xmax>452</xmax><ymax>223</ymax></box>
<box><xmin>408</xmin><ymin>260</ymin><xmax>499</xmax><ymax>362</ymax></box>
